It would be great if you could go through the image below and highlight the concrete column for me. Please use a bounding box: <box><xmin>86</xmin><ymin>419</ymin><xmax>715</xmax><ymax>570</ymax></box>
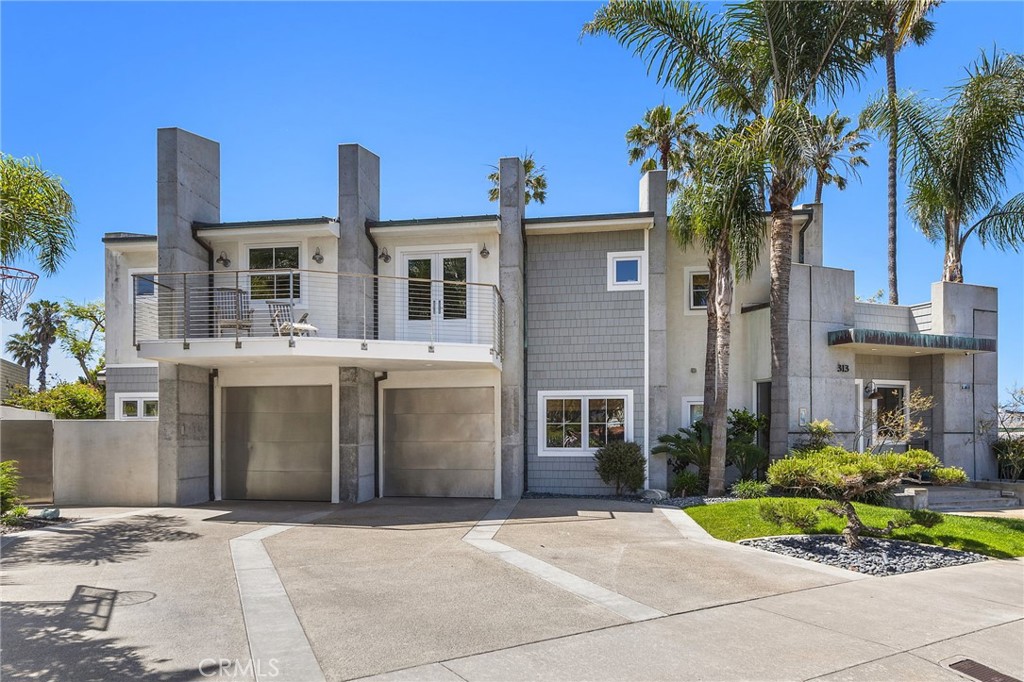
<box><xmin>156</xmin><ymin>128</ymin><xmax>219</xmax><ymax>505</ymax></box>
<box><xmin>640</xmin><ymin>170</ymin><xmax>669</xmax><ymax>490</ymax></box>
<box><xmin>336</xmin><ymin>146</ymin><xmax>380</xmax><ymax>501</ymax></box>
<box><xmin>499</xmin><ymin>157</ymin><xmax>526</xmax><ymax>498</ymax></box>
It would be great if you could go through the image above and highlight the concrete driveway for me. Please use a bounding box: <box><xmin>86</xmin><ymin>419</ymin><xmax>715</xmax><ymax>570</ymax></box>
<box><xmin>2</xmin><ymin>498</ymin><xmax>1021</xmax><ymax>681</ymax></box>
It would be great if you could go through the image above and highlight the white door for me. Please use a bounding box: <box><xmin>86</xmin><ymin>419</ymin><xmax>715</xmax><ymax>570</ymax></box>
<box><xmin>401</xmin><ymin>251</ymin><xmax>471</xmax><ymax>343</ymax></box>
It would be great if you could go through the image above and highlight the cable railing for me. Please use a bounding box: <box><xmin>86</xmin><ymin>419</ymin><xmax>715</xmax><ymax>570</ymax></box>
<box><xmin>132</xmin><ymin>269</ymin><xmax>504</xmax><ymax>358</ymax></box>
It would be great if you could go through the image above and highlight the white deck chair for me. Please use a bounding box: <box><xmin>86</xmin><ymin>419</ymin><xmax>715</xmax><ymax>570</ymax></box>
<box><xmin>267</xmin><ymin>302</ymin><xmax>318</xmax><ymax>337</ymax></box>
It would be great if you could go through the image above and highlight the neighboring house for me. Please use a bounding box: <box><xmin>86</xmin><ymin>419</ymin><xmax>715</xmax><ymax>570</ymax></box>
<box><xmin>103</xmin><ymin>128</ymin><xmax>999</xmax><ymax>505</ymax></box>
<box><xmin>0</xmin><ymin>359</ymin><xmax>29</xmax><ymax>400</ymax></box>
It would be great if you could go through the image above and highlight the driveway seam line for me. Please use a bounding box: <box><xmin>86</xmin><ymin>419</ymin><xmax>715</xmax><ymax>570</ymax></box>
<box><xmin>439</xmin><ymin>661</ymin><xmax>471</xmax><ymax>681</ymax></box>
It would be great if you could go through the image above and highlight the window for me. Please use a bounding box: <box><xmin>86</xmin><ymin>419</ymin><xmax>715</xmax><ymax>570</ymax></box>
<box><xmin>875</xmin><ymin>383</ymin><xmax>908</xmax><ymax>441</ymax></box>
<box><xmin>134</xmin><ymin>275</ymin><xmax>156</xmax><ymax>297</ymax></box>
<box><xmin>538</xmin><ymin>391</ymin><xmax>633</xmax><ymax>456</ymax></box>
<box><xmin>117</xmin><ymin>393</ymin><xmax>158</xmax><ymax>421</ymax></box>
<box><xmin>690</xmin><ymin>272</ymin><xmax>710</xmax><ymax>309</ymax></box>
<box><xmin>607</xmin><ymin>251</ymin><xmax>646</xmax><ymax>291</ymax></box>
<box><xmin>248</xmin><ymin>245</ymin><xmax>300</xmax><ymax>300</ymax></box>
<box><xmin>682</xmin><ymin>397</ymin><xmax>704</xmax><ymax>427</ymax></box>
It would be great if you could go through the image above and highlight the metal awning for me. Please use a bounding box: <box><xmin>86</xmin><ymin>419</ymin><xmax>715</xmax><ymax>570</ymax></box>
<box><xmin>827</xmin><ymin>328</ymin><xmax>996</xmax><ymax>357</ymax></box>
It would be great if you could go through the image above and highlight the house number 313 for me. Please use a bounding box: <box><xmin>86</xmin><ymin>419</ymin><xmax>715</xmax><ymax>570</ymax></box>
<box><xmin>836</xmin><ymin>364</ymin><xmax>850</xmax><ymax>373</ymax></box>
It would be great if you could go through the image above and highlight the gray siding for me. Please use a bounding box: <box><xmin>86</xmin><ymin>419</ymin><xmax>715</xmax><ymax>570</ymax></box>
<box><xmin>106</xmin><ymin>366</ymin><xmax>159</xmax><ymax>418</ymax></box>
<box><xmin>526</xmin><ymin>230</ymin><xmax>646</xmax><ymax>495</ymax></box>
<box><xmin>1</xmin><ymin>359</ymin><xmax>29</xmax><ymax>400</ymax></box>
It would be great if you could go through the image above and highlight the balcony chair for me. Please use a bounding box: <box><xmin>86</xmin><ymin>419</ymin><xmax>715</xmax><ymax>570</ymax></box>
<box><xmin>213</xmin><ymin>287</ymin><xmax>254</xmax><ymax>338</ymax></box>
<box><xmin>267</xmin><ymin>302</ymin><xmax>318</xmax><ymax>337</ymax></box>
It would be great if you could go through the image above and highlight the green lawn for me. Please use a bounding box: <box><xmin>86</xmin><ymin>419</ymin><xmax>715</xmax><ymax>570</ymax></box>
<box><xmin>684</xmin><ymin>498</ymin><xmax>1024</xmax><ymax>558</ymax></box>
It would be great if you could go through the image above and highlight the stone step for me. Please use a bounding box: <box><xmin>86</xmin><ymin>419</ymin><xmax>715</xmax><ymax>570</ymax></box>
<box><xmin>930</xmin><ymin>496</ymin><xmax>1020</xmax><ymax>512</ymax></box>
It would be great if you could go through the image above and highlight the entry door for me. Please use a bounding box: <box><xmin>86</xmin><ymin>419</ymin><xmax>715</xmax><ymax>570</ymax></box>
<box><xmin>402</xmin><ymin>251</ymin><xmax>471</xmax><ymax>343</ymax></box>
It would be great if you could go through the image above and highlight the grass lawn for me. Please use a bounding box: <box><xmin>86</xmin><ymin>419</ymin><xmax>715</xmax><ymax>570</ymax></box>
<box><xmin>684</xmin><ymin>498</ymin><xmax>1024</xmax><ymax>559</ymax></box>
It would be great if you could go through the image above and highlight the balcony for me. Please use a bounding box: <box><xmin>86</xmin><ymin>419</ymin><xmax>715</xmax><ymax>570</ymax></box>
<box><xmin>131</xmin><ymin>269</ymin><xmax>504</xmax><ymax>370</ymax></box>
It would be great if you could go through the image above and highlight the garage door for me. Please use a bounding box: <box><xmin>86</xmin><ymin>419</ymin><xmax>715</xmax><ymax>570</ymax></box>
<box><xmin>384</xmin><ymin>387</ymin><xmax>495</xmax><ymax>498</ymax></box>
<box><xmin>223</xmin><ymin>386</ymin><xmax>331</xmax><ymax>501</ymax></box>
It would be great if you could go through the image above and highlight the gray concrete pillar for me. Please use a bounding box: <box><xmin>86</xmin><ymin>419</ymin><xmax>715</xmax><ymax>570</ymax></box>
<box><xmin>640</xmin><ymin>170</ymin><xmax>669</xmax><ymax>490</ymax></box>
<box><xmin>156</xmin><ymin>128</ymin><xmax>219</xmax><ymax>505</ymax></box>
<box><xmin>499</xmin><ymin>157</ymin><xmax>526</xmax><ymax>498</ymax></box>
<box><xmin>339</xmin><ymin>367</ymin><xmax>376</xmax><ymax>502</ymax></box>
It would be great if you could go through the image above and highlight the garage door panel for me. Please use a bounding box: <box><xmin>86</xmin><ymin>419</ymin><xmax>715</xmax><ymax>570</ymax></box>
<box><xmin>228</xmin><ymin>413</ymin><xmax>331</xmax><ymax>444</ymax></box>
<box><xmin>387</xmin><ymin>441</ymin><xmax>494</xmax><ymax>470</ymax></box>
<box><xmin>228</xmin><ymin>471</ymin><xmax>331</xmax><ymax>502</ymax></box>
<box><xmin>383</xmin><ymin>469</ymin><xmax>493</xmax><ymax>498</ymax></box>
<box><xmin>388</xmin><ymin>387</ymin><xmax>494</xmax><ymax>415</ymax></box>
<box><xmin>386</xmin><ymin>413</ymin><xmax>494</xmax><ymax>443</ymax></box>
<box><xmin>224</xmin><ymin>385</ymin><xmax>331</xmax><ymax>415</ymax></box>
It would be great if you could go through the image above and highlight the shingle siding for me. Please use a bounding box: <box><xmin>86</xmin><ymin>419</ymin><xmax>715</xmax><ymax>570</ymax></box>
<box><xmin>106</xmin><ymin>366</ymin><xmax>159</xmax><ymax>418</ymax></box>
<box><xmin>526</xmin><ymin>230</ymin><xmax>646</xmax><ymax>495</ymax></box>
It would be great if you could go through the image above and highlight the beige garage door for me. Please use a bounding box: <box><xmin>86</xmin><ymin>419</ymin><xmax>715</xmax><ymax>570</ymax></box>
<box><xmin>223</xmin><ymin>386</ymin><xmax>332</xmax><ymax>501</ymax></box>
<box><xmin>384</xmin><ymin>387</ymin><xmax>495</xmax><ymax>498</ymax></box>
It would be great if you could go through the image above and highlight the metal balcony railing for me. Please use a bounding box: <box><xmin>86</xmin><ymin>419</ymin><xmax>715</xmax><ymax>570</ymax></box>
<box><xmin>131</xmin><ymin>269</ymin><xmax>505</xmax><ymax>358</ymax></box>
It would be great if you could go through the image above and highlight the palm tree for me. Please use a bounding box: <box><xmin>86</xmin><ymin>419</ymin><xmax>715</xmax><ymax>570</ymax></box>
<box><xmin>0</xmin><ymin>154</ymin><xmax>77</xmax><ymax>275</ymax></box>
<box><xmin>864</xmin><ymin>49</ymin><xmax>1024</xmax><ymax>282</ymax></box>
<box><xmin>626</xmin><ymin>104</ymin><xmax>699</xmax><ymax>193</ymax></box>
<box><xmin>584</xmin><ymin>1</ymin><xmax>878</xmax><ymax>459</ymax></box>
<box><xmin>4</xmin><ymin>332</ymin><xmax>39</xmax><ymax>391</ymax></box>
<box><xmin>865</xmin><ymin>0</ymin><xmax>938</xmax><ymax>305</ymax></box>
<box><xmin>808</xmin><ymin>112</ymin><xmax>870</xmax><ymax>203</ymax></box>
<box><xmin>21</xmin><ymin>300</ymin><xmax>63</xmax><ymax>391</ymax></box>
<box><xmin>487</xmin><ymin>152</ymin><xmax>548</xmax><ymax>205</ymax></box>
<box><xmin>672</xmin><ymin>128</ymin><xmax>766</xmax><ymax>495</ymax></box>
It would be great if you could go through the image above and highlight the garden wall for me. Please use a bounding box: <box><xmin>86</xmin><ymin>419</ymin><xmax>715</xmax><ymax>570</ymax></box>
<box><xmin>0</xmin><ymin>408</ymin><xmax>55</xmax><ymax>503</ymax></box>
<box><xmin>52</xmin><ymin>420</ymin><xmax>159</xmax><ymax>506</ymax></box>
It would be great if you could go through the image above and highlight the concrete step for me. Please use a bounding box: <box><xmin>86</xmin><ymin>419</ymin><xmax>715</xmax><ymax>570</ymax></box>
<box><xmin>930</xmin><ymin>496</ymin><xmax>1020</xmax><ymax>512</ymax></box>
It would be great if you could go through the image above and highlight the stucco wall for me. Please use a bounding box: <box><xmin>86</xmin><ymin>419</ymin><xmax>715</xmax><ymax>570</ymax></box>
<box><xmin>52</xmin><ymin>420</ymin><xmax>159</xmax><ymax>506</ymax></box>
<box><xmin>105</xmin><ymin>246</ymin><xmax>157</xmax><ymax>366</ymax></box>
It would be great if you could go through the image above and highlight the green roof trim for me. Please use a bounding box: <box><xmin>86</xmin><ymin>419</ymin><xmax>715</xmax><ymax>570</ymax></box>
<box><xmin>193</xmin><ymin>217</ymin><xmax>336</xmax><ymax>229</ymax></box>
<box><xmin>827</xmin><ymin>328</ymin><xmax>996</xmax><ymax>353</ymax></box>
<box><xmin>366</xmin><ymin>214</ymin><xmax>499</xmax><ymax>228</ymax></box>
<box><xmin>523</xmin><ymin>211</ymin><xmax>655</xmax><ymax>224</ymax></box>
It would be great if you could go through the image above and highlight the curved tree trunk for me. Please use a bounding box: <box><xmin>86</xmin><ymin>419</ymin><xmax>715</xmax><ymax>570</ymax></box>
<box><xmin>943</xmin><ymin>219</ymin><xmax>964</xmax><ymax>282</ymax></box>
<box><xmin>886</xmin><ymin>31</ymin><xmax>900</xmax><ymax>305</ymax></box>
<box><xmin>768</xmin><ymin>177</ymin><xmax>797</xmax><ymax>460</ymax></box>
<box><xmin>703</xmin><ymin>257</ymin><xmax>718</xmax><ymax>424</ymax></box>
<box><xmin>709</xmin><ymin>237</ymin><xmax>733</xmax><ymax>497</ymax></box>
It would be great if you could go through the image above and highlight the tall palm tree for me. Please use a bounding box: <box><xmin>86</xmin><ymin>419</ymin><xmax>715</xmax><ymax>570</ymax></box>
<box><xmin>626</xmin><ymin>104</ymin><xmax>699</xmax><ymax>193</ymax></box>
<box><xmin>487</xmin><ymin>152</ymin><xmax>548</xmax><ymax>205</ymax></box>
<box><xmin>4</xmin><ymin>331</ymin><xmax>39</xmax><ymax>391</ymax></box>
<box><xmin>808</xmin><ymin>112</ymin><xmax>870</xmax><ymax>203</ymax></box>
<box><xmin>865</xmin><ymin>0</ymin><xmax>938</xmax><ymax>305</ymax></box>
<box><xmin>673</xmin><ymin>127</ymin><xmax>766</xmax><ymax>495</ymax></box>
<box><xmin>864</xmin><ymin>49</ymin><xmax>1024</xmax><ymax>282</ymax></box>
<box><xmin>21</xmin><ymin>300</ymin><xmax>63</xmax><ymax>391</ymax></box>
<box><xmin>584</xmin><ymin>0</ymin><xmax>878</xmax><ymax>459</ymax></box>
<box><xmin>0</xmin><ymin>154</ymin><xmax>77</xmax><ymax>275</ymax></box>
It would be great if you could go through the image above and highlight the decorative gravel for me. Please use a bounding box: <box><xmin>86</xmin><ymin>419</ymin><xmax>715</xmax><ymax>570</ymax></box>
<box><xmin>739</xmin><ymin>534</ymin><xmax>987</xmax><ymax>576</ymax></box>
<box><xmin>0</xmin><ymin>516</ymin><xmax>75</xmax><ymax>535</ymax></box>
<box><xmin>522</xmin><ymin>491</ymin><xmax>738</xmax><ymax>508</ymax></box>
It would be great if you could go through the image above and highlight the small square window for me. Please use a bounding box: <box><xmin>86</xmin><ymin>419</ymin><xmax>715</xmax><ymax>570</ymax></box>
<box><xmin>122</xmin><ymin>400</ymin><xmax>138</xmax><ymax>418</ymax></box>
<box><xmin>614</xmin><ymin>259</ymin><xmax>640</xmax><ymax>284</ymax></box>
<box><xmin>143</xmin><ymin>400</ymin><xmax>159</xmax><ymax>418</ymax></box>
<box><xmin>607</xmin><ymin>251</ymin><xmax>645</xmax><ymax>291</ymax></box>
<box><xmin>135</xmin><ymin>276</ymin><xmax>156</xmax><ymax>297</ymax></box>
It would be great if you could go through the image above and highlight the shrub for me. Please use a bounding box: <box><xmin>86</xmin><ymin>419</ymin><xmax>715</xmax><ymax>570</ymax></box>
<box><xmin>729</xmin><ymin>442</ymin><xmax>768</xmax><ymax>481</ymax></box>
<box><xmin>993</xmin><ymin>437</ymin><xmax>1024</xmax><ymax>482</ymax></box>
<box><xmin>594</xmin><ymin>441</ymin><xmax>646</xmax><ymax>495</ymax></box>
<box><xmin>794</xmin><ymin>419</ymin><xmax>837</xmax><ymax>452</ymax></box>
<box><xmin>4</xmin><ymin>383</ymin><xmax>105</xmax><ymax>419</ymax></box>
<box><xmin>2</xmin><ymin>504</ymin><xmax>29</xmax><ymax>523</ymax></box>
<box><xmin>758</xmin><ymin>499</ymin><xmax>818</xmax><ymax>532</ymax></box>
<box><xmin>653</xmin><ymin>423</ymin><xmax>712</xmax><ymax>492</ymax></box>
<box><xmin>766</xmin><ymin>445</ymin><xmax>965</xmax><ymax>548</ymax></box>
<box><xmin>732</xmin><ymin>479</ymin><xmax>770</xmax><ymax>499</ymax></box>
<box><xmin>670</xmin><ymin>470</ymin><xmax>702</xmax><ymax>497</ymax></box>
<box><xmin>0</xmin><ymin>460</ymin><xmax>22</xmax><ymax>516</ymax></box>
<box><xmin>929</xmin><ymin>466</ymin><xmax>968</xmax><ymax>486</ymax></box>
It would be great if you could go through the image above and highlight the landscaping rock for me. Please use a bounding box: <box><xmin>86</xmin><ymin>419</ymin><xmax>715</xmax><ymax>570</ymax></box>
<box><xmin>641</xmin><ymin>489</ymin><xmax>670</xmax><ymax>501</ymax></box>
<box><xmin>38</xmin><ymin>508</ymin><xmax>61</xmax><ymax>520</ymax></box>
<box><xmin>739</xmin><ymin>534</ymin><xmax>987</xmax><ymax>576</ymax></box>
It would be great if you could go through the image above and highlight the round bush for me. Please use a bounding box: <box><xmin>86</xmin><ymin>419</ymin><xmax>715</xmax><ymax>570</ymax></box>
<box><xmin>594</xmin><ymin>441</ymin><xmax>646</xmax><ymax>495</ymax></box>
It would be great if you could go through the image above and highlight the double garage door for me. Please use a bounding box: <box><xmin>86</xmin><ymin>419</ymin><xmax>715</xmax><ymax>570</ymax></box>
<box><xmin>222</xmin><ymin>385</ymin><xmax>495</xmax><ymax>501</ymax></box>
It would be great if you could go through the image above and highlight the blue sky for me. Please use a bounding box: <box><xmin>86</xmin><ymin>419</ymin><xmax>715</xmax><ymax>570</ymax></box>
<box><xmin>2</xmin><ymin>1</ymin><xmax>1022</xmax><ymax>397</ymax></box>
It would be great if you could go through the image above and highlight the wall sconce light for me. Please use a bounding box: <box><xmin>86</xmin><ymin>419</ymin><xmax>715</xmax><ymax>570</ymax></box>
<box><xmin>378</xmin><ymin>247</ymin><xmax>392</xmax><ymax>263</ymax></box>
<box><xmin>311</xmin><ymin>246</ymin><xmax>324</xmax><ymax>265</ymax></box>
<box><xmin>216</xmin><ymin>251</ymin><xmax>231</xmax><ymax>268</ymax></box>
<box><xmin>480</xmin><ymin>244</ymin><xmax>490</xmax><ymax>259</ymax></box>
<box><xmin>864</xmin><ymin>381</ymin><xmax>883</xmax><ymax>400</ymax></box>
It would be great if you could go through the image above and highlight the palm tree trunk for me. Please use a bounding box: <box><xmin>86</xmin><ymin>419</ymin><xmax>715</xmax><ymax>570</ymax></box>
<box><xmin>768</xmin><ymin>176</ymin><xmax>797</xmax><ymax>460</ymax></box>
<box><xmin>709</xmin><ymin>237</ymin><xmax>733</xmax><ymax>497</ymax></box>
<box><xmin>703</xmin><ymin>257</ymin><xmax>718</xmax><ymax>424</ymax></box>
<box><xmin>38</xmin><ymin>343</ymin><xmax>49</xmax><ymax>392</ymax></box>
<box><xmin>886</xmin><ymin>31</ymin><xmax>900</xmax><ymax>305</ymax></box>
<box><xmin>943</xmin><ymin>217</ymin><xmax>964</xmax><ymax>282</ymax></box>
<box><xmin>814</xmin><ymin>172</ymin><xmax>824</xmax><ymax>204</ymax></box>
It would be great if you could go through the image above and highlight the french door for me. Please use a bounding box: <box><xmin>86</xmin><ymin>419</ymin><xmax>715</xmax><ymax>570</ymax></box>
<box><xmin>402</xmin><ymin>251</ymin><xmax>471</xmax><ymax>343</ymax></box>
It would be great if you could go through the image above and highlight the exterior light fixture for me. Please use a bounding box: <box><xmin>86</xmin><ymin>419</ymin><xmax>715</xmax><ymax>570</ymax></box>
<box><xmin>216</xmin><ymin>251</ymin><xmax>231</xmax><ymax>268</ymax></box>
<box><xmin>378</xmin><ymin>247</ymin><xmax>392</xmax><ymax>263</ymax></box>
<box><xmin>864</xmin><ymin>381</ymin><xmax>883</xmax><ymax>400</ymax></box>
<box><xmin>312</xmin><ymin>246</ymin><xmax>324</xmax><ymax>265</ymax></box>
<box><xmin>480</xmin><ymin>244</ymin><xmax>490</xmax><ymax>259</ymax></box>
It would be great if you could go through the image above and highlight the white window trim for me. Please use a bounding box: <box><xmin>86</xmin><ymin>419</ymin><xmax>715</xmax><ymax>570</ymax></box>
<box><xmin>607</xmin><ymin>251</ymin><xmax>646</xmax><ymax>291</ymax></box>
<box><xmin>683</xmin><ymin>266</ymin><xmax>710</xmax><ymax>316</ymax></box>
<box><xmin>869</xmin><ymin>379</ymin><xmax>911</xmax><ymax>446</ymax></box>
<box><xmin>243</xmin><ymin>241</ymin><xmax>306</xmax><ymax>307</ymax></box>
<box><xmin>681</xmin><ymin>396</ymin><xmax>704</xmax><ymax>428</ymax></box>
<box><xmin>128</xmin><ymin>267</ymin><xmax>159</xmax><ymax>300</ymax></box>
<box><xmin>537</xmin><ymin>389</ymin><xmax>634</xmax><ymax>457</ymax></box>
<box><xmin>116</xmin><ymin>392</ymin><xmax>159</xmax><ymax>421</ymax></box>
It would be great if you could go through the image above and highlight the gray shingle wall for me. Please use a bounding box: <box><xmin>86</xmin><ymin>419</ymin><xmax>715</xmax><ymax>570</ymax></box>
<box><xmin>106</xmin><ymin>366</ymin><xmax>159</xmax><ymax>418</ymax></box>
<box><xmin>853</xmin><ymin>302</ymin><xmax>913</xmax><ymax>332</ymax></box>
<box><xmin>526</xmin><ymin>230</ymin><xmax>646</xmax><ymax>495</ymax></box>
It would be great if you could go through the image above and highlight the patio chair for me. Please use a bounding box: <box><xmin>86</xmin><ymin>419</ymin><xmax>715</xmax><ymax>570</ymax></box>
<box><xmin>213</xmin><ymin>288</ymin><xmax>254</xmax><ymax>337</ymax></box>
<box><xmin>267</xmin><ymin>302</ymin><xmax>318</xmax><ymax>337</ymax></box>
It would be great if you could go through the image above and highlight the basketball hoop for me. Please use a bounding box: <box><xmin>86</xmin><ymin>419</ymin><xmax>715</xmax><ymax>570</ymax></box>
<box><xmin>0</xmin><ymin>265</ymin><xmax>39</xmax><ymax>320</ymax></box>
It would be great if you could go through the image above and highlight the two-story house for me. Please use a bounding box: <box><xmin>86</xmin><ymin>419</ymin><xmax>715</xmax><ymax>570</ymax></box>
<box><xmin>103</xmin><ymin>128</ymin><xmax>999</xmax><ymax>505</ymax></box>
